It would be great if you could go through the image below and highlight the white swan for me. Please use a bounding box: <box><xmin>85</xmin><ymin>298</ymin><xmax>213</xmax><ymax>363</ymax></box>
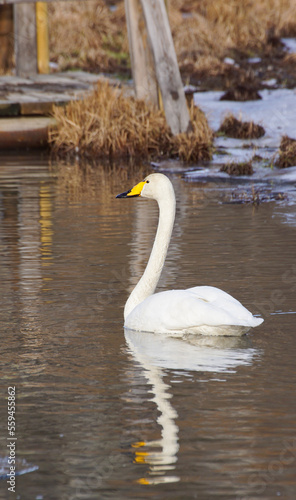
<box><xmin>116</xmin><ymin>173</ymin><xmax>263</xmax><ymax>336</ymax></box>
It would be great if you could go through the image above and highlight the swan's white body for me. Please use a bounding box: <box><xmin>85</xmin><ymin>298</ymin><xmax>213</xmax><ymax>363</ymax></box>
<box><xmin>117</xmin><ymin>173</ymin><xmax>263</xmax><ymax>336</ymax></box>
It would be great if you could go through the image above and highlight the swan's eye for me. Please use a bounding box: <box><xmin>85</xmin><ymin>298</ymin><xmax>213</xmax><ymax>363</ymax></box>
<box><xmin>146</xmin><ymin>180</ymin><xmax>150</xmax><ymax>184</ymax></box>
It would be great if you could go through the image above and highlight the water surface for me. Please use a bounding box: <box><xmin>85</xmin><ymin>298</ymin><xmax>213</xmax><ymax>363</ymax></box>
<box><xmin>0</xmin><ymin>154</ymin><xmax>295</xmax><ymax>499</ymax></box>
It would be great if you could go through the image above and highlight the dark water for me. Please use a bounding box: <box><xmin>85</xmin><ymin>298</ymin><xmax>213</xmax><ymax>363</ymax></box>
<box><xmin>0</xmin><ymin>154</ymin><xmax>295</xmax><ymax>500</ymax></box>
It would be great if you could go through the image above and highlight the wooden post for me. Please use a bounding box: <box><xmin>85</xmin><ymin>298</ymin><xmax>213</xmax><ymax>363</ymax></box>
<box><xmin>36</xmin><ymin>2</ymin><xmax>49</xmax><ymax>74</ymax></box>
<box><xmin>0</xmin><ymin>5</ymin><xmax>13</xmax><ymax>73</ymax></box>
<box><xmin>124</xmin><ymin>0</ymin><xmax>158</xmax><ymax>107</ymax></box>
<box><xmin>14</xmin><ymin>3</ymin><xmax>37</xmax><ymax>77</ymax></box>
<box><xmin>140</xmin><ymin>0</ymin><xmax>191</xmax><ymax>135</ymax></box>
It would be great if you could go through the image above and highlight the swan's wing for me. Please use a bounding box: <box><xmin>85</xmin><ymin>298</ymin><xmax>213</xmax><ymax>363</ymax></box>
<box><xmin>187</xmin><ymin>285</ymin><xmax>246</xmax><ymax>306</ymax></box>
<box><xmin>125</xmin><ymin>286</ymin><xmax>263</xmax><ymax>333</ymax></box>
<box><xmin>187</xmin><ymin>285</ymin><xmax>263</xmax><ymax>325</ymax></box>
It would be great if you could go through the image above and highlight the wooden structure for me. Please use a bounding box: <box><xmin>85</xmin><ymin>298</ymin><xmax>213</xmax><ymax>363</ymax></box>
<box><xmin>125</xmin><ymin>0</ymin><xmax>158</xmax><ymax>107</ymax></box>
<box><xmin>0</xmin><ymin>1</ymin><xmax>49</xmax><ymax>76</ymax></box>
<box><xmin>125</xmin><ymin>0</ymin><xmax>190</xmax><ymax>135</ymax></box>
<box><xmin>0</xmin><ymin>0</ymin><xmax>190</xmax><ymax>137</ymax></box>
<box><xmin>0</xmin><ymin>72</ymin><xmax>117</xmax><ymax>147</ymax></box>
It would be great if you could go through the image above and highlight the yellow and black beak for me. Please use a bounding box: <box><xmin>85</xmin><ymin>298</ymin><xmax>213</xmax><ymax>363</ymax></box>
<box><xmin>116</xmin><ymin>181</ymin><xmax>145</xmax><ymax>199</ymax></box>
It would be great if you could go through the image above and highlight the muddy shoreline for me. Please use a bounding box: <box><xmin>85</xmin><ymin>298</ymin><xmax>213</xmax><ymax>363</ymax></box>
<box><xmin>183</xmin><ymin>39</ymin><xmax>296</xmax><ymax>94</ymax></box>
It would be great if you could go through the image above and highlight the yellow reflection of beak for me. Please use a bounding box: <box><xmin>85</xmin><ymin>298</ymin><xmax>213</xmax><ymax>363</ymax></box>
<box><xmin>134</xmin><ymin>451</ymin><xmax>149</xmax><ymax>464</ymax></box>
<box><xmin>137</xmin><ymin>477</ymin><xmax>150</xmax><ymax>485</ymax></box>
<box><xmin>132</xmin><ymin>441</ymin><xmax>146</xmax><ymax>448</ymax></box>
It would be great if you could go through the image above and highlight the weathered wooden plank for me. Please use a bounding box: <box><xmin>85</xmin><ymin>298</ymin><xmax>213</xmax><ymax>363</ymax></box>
<box><xmin>0</xmin><ymin>75</ymin><xmax>33</xmax><ymax>86</ymax></box>
<box><xmin>0</xmin><ymin>116</ymin><xmax>56</xmax><ymax>148</ymax></box>
<box><xmin>14</xmin><ymin>3</ymin><xmax>37</xmax><ymax>76</ymax></box>
<box><xmin>124</xmin><ymin>0</ymin><xmax>158</xmax><ymax>106</ymax></box>
<box><xmin>140</xmin><ymin>0</ymin><xmax>190</xmax><ymax>135</ymax></box>
<box><xmin>20</xmin><ymin>100</ymin><xmax>64</xmax><ymax>115</ymax></box>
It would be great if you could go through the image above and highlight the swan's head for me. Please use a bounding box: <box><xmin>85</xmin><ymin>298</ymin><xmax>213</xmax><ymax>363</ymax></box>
<box><xmin>116</xmin><ymin>173</ymin><xmax>174</xmax><ymax>202</ymax></box>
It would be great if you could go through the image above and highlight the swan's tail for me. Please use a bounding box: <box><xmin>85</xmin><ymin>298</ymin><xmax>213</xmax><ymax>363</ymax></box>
<box><xmin>251</xmin><ymin>316</ymin><xmax>264</xmax><ymax>327</ymax></box>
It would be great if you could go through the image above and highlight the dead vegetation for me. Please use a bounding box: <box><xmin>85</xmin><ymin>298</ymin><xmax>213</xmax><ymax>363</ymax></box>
<box><xmin>46</xmin><ymin>0</ymin><xmax>296</xmax><ymax>84</ymax></box>
<box><xmin>276</xmin><ymin>135</ymin><xmax>296</xmax><ymax>168</ymax></box>
<box><xmin>220</xmin><ymin>161</ymin><xmax>254</xmax><ymax>176</ymax></box>
<box><xmin>48</xmin><ymin>1</ymin><xmax>129</xmax><ymax>73</ymax></box>
<box><xmin>220</xmin><ymin>85</ymin><xmax>262</xmax><ymax>101</ymax></box>
<box><xmin>49</xmin><ymin>80</ymin><xmax>213</xmax><ymax>162</ymax></box>
<box><xmin>170</xmin><ymin>0</ymin><xmax>296</xmax><ymax>83</ymax></box>
<box><xmin>1</xmin><ymin>0</ymin><xmax>296</xmax><ymax>86</ymax></box>
<box><xmin>218</xmin><ymin>114</ymin><xmax>265</xmax><ymax>139</ymax></box>
<box><xmin>169</xmin><ymin>103</ymin><xmax>214</xmax><ymax>162</ymax></box>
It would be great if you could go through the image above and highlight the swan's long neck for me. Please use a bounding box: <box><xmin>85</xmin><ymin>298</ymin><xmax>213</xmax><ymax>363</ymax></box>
<box><xmin>124</xmin><ymin>186</ymin><xmax>176</xmax><ymax>320</ymax></box>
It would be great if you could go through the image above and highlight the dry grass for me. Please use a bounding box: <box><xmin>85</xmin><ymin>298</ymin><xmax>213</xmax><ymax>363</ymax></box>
<box><xmin>170</xmin><ymin>0</ymin><xmax>296</xmax><ymax>74</ymax></box>
<box><xmin>2</xmin><ymin>0</ymin><xmax>296</xmax><ymax>81</ymax></box>
<box><xmin>218</xmin><ymin>114</ymin><xmax>265</xmax><ymax>139</ymax></box>
<box><xmin>220</xmin><ymin>160</ymin><xmax>254</xmax><ymax>176</ymax></box>
<box><xmin>276</xmin><ymin>135</ymin><xmax>296</xmax><ymax>168</ymax></box>
<box><xmin>220</xmin><ymin>85</ymin><xmax>262</xmax><ymax>101</ymax></box>
<box><xmin>169</xmin><ymin>103</ymin><xmax>213</xmax><ymax>162</ymax></box>
<box><xmin>49</xmin><ymin>80</ymin><xmax>213</xmax><ymax>162</ymax></box>
<box><xmin>47</xmin><ymin>0</ymin><xmax>296</xmax><ymax>77</ymax></box>
<box><xmin>48</xmin><ymin>1</ymin><xmax>129</xmax><ymax>73</ymax></box>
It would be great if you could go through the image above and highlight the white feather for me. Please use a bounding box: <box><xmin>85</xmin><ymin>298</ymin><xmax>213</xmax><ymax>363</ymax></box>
<box><xmin>117</xmin><ymin>174</ymin><xmax>263</xmax><ymax>336</ymax></box>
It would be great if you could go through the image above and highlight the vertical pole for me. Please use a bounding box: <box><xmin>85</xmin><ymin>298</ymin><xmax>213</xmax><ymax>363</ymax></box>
<box><xmin>140</xmin><ymin>0</ymin><xmax>190</xmax><ymax>135</ymax></box>
<box><xmin>36</xmin><ymin>2</ymin><xmax>49</xmax><ymax>74</ymax></box>
<box><xmin>124</xmin><ymin>0</ymin><xmax>158</xmax><ymax>107</ymax></box>
<box><xmin>14</xmin><ymin>3</ymin><xmax>37</xmax><ymax>77</ymax></box>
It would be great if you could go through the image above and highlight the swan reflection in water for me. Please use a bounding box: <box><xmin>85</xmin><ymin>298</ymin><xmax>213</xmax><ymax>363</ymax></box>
<box><xmin>124</xmin><ymin>329</ymin><xmax>260</xmax><ymax>485</ymax></box>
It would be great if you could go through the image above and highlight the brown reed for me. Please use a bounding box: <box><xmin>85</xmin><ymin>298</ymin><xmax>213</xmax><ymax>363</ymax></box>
<box><xmin>218</xmin><ymin>114</ymin><xmax>265</xmax><ymax>139</ymax></box>
<box><xmin>220</xmin><ymin>161</ymin><xmax>254</xmax><ymax>176</ymax></box>
<box><xmin>49</xmin><ymin>80</ymin><xmax>213</xmax><ymax>162</ymax></box>
<box><xmin>48</xmin><ymin>0</ymin><xmax>296</xmax><ymax>76</ymax></box>
<box><xmin>276</xmin><ymin>135</ymin><xmax>296</xmax><ymax>168</ymax></box>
